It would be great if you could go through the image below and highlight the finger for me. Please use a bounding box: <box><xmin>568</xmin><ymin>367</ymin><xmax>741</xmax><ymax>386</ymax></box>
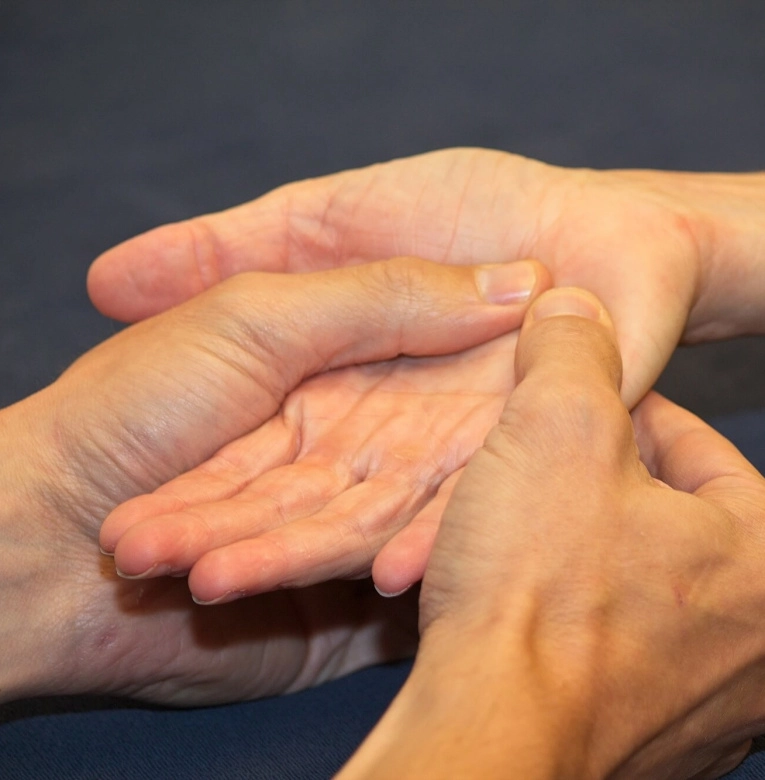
<box><xmin>111</xmin><ymin>458</ymin><xmax>354</xmax><ymax>578</ymax></box>
<box><xmin>86</xmin><ymin>150</ymin><xmax>524</xmax><ymax>321</ymax></box>
<box><xmin>633</xmin><ymin>392</ymin><xmax>763</xmax><ymax>494</ymax></box>
<box><xmin>99</xmin><ymin>416</ymin><xmax>298</xmax><ymax>552</ymax></box>
<box><xmin>209</xmin><ymin>257</ymin><xmax>550</xmax><ymax>393</ymax></box>
<box><xmin>372</xmin><ymin>469</ymin><xmax>463</xmax><ymax>597</ymax></box>
<box><xmin>80</xmin><ymin>256</ymin><xmax>549</xmax><ymax>499</ymax></box>
<box><xmin>186</xmin><ymin>474</ymin><xmax>429</xmax><ymax>604</ymax></box>
<box><xmin>419</xmin><ymin>288</ymin><xmax>641</xmax><ymax>618</ymax></box>
<box><xmin>514</xmin><ymin>286</ymin><xmax>622</xmax><ymax>392</ymax></box>
<box><xmin>87</xmin><ymin>181</ymin><xmax>335</xmax><ymax>321</ymax></box>
<box><xmin>491</xmin><ymin>287</ymin><xmax>635</xmax><ymax>478</ymax></box>
<box><xmin>87</xmin><ymin>202</ymin><xmax>277</xmax><ymax>322</ymax></box>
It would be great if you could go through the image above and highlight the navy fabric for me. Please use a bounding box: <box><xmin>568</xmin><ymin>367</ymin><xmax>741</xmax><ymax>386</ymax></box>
<box><xmin>3</xmin><ymin>0</ymin><xmax>765</xmax><ymax>415</ymax></box>
<box><xmin>4</xmin><ymin>2</ymin><xmax>765</xmax><ymax>777</ymax></box>
<box><xmin>0</xmin><ymin>662</ymin><xmax>413</xmax><ymax>779</ymax></box>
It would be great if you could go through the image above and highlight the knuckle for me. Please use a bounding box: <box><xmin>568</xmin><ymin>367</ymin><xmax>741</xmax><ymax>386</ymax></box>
<box><xmin>364</xmin><ymin>257</ymin><xmax>439</xmax><ymax>352</ymax></box>
<box><xmin>184</xmin><ymin>217</ymin><xmax>223</xmax><ymax>290</ymax></box>
<box><xmin>503</xmin><ymin>379</ymin><xmax>632</xmax><ymax>466</ymax></box>
<box><xmin>372</xmin><ymin>256</ymin><xmax>432</xmax><ymax>306</ymax></box>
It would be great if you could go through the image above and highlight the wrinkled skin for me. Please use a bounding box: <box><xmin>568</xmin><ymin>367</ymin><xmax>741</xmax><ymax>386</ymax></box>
<box><xmin>343</xmin><ymin>290</ymin><xmax>765</xmax><ymax>780</ymax></box>
<box><xmin>91</xmin><ymin>148</ymin><xmax>720</xmax><ymax>598</ymax></box>
<box><xmin>3</xmin><ymin>257</ymin><xmax>532</xmax><ymax>706</ymax></box>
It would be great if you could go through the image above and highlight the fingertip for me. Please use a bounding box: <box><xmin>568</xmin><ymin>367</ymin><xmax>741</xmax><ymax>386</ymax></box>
<box><xmin>191</xmin><ymin>590</ymin><xmax>243</xmax><ymax>606</ymax></box>
<box><xmin>114</xmin><ymin>561</ymin><xmax>172</xmax><ymax>580</ymax></box>
<box><xmin>371</xmin><ymin>555</ymin><xmax>416</xmax><ymax>598</ymax></box>
<box><xmin>188</xmin><ymin>555</ymin><xmax>249</xmax><ymax>605</ymax></box>
<box><xmin>372</xmin><ymin>529</ymin><xmax>429</xmax><ymax>597</ymax></box>
<box><xmin>87</xmin><ymin>223</ymin><xmax>207</xmax><ymax>321</ymax></box>
<box><xmin>515</xmin><ymin>286</ymin><xmax>622</xmax><ymax>393</ymax></box>
<box><xmin>87</xmin><ymin>244</ymin><xmax>147</xmax><ymax>321</ymax></box>
<box><xmin>373</xmin><ymin>583</ymin><xmax>413</xmax><ymax>598</ymax></box>
<box><xmin>100</xmin><ymin>494</ymin><xmax>185</xmax><ymax>553</ymax></box>
<box><xmin>112</xmin><ymin>525</ymin><xmax>171</xmax><ymax>579</ymax></box>
<box><xmin>98</xmin><ymin>505</ymin><xmax>130</xmax><ymax>554</ymax></box>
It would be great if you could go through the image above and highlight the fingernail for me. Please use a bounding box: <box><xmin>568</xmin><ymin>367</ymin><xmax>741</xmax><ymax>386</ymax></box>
<box><xmin>192</xmin><ymin>590</ymin><xmax>242</xmax><ymax>606</ymax></box>
<box><xmin>374</xmin><ymin>583</ymin><xmax>412</xmax><ymax>598</ymax></box>
<box><xmin>115</xmin><ymin>562</ymin><xmax>171</xmax><ymax>579</ymax></box>
<box><xmin>475</xmin><ymin>261</ymin><xmax>537</xmax><ymax>304</ymax></box>
<box><xmin>528</xmin><ymin>288</ymin><xmax>603</xmax><ymax>322</ymax></box>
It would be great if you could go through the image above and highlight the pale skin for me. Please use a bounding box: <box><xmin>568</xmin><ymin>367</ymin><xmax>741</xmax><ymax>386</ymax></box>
<box><xmin>90</xmin><ymin>148</ymin><xmax>765</xmax><ymax>602</ymax></box>
<box><xmin>0</xmin><ymin>257</ymin><xmax>544</xmax><ymax>706</ymax></box>
<box><xmin>6</xmin><ymin>271</ymin><xmax>764</xmax><ymax>776</ymax></box>
<box><xmin>4</xmin><ymin>226</ymin><xmax>765</xmax><ymax>775</ymax></box>
<box><xmin>0</xmin><ymin>270</ymin><xmax>765</xmax><ymax>778</ymax></box>
<box><xmin>341</xmin><ymin>288</ymin><xmax>765</xmax><ymax>780</ymax></box>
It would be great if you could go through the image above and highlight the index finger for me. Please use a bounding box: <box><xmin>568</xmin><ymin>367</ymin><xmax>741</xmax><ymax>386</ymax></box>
<box><xmin>633</xmin><ymin>392</ymin><xmax>764</xmax><ymax>496</ymax></box>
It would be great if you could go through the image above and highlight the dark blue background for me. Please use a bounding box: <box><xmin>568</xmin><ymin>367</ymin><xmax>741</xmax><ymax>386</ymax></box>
<box><xmin>2</xmin><ymin>2</ymin><xmax>765</xmax><ymax>776</ymax></box>
<box><xmin>3</xmin><ymin>1</ymin><xmax>765</xmax><ymax>415</ymax></box>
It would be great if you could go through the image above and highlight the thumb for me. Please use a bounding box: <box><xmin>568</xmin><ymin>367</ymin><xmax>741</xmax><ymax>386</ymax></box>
<box><xmin>513</xmin><ymin>286</ymin><xmax>622</xmax><ymax>397</ymax></box>
<box><xmin>496</xmin><ymin>286</ymin><xmax>630</xmax><ymax>479</ymax></box>
<box><xmin>211</xmin><ymin>256</ymin><xmax>551</xmax><ymax>407</ymax></box>
<box><xmin>419</xmin><ymin>288</ymin><xmax>636</xmax><ymax>626</ymax></box>
<box><xmin>481</xmin><ymin>287</ymin><xmax>629</xmax><ymax>499</ymax></box>
<box><xmin>56</xmin><ymin>257</ymin><xmax>549</xmax><ymax>509</ymax></box>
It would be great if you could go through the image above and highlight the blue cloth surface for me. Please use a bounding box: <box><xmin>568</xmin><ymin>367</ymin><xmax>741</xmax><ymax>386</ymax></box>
<box><xmin>0</xmin><ymin>662</ymin><xmax>413</xmax><ymax>779</ymax></box>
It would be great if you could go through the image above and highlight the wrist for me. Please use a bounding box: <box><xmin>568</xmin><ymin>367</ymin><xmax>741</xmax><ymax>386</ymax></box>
<box><xmin>0</xmin><ymin>395</ymin><xmax>87</xmax><ymax>701</ymax></box>
<box><xmin>340</xmin><ymin>611</ymin><xmax>593</xmax><ymax>780</ymax></box>
<box><xmin>0</xmin><ymin>388</ymin><xmax>147</xmax><ymax>703</ymax></box>
<box><xmin>617</xmin><ymin>169</ymin><xmax>765</xmax><ymax>340</ymax></box>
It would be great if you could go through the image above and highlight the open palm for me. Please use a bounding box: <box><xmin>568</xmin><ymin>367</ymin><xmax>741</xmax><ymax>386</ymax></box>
<box><xmin>20</xmin><ymin>257</ymin><xmax>523</xmax><ymax>705</ymax></box>
<box><xmin>91</xmin><ymin>148</ymin><xmax>708</xmax><ymax>597</ymax></box>
<box><xmin>105</xmin><ymin>334</ymin><xmax>516</xmax><ymax>602</ymax></box>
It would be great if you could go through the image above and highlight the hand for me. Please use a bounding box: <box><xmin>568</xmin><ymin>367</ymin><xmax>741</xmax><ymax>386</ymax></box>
<box><xmin>99</xmin><ymin>255</ymin><xmax>548</xmax><ymax>602</ymax></box>
<box><xmin>104</xmin><ymin>333</ymin><xmax>519</xmax><ymax>603</ymax></box>
<box><xmin>343</xmin><ymin>288</ymin><xmax>765</xmax><ymax>779</ymax></box>
<box><xmin>1</xmin><ymin>258</ymin><xmax>532</xmax><ymax>706</ymax></box>
<box><xmin>87</xmin><ymin>149</ymin><xmax>765</xmax><ymax>595</ymax></box>
<box><xmin>89</xmin><ymin>148</ymin><xmax>765</xmax><ymax>404</ymax></box>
